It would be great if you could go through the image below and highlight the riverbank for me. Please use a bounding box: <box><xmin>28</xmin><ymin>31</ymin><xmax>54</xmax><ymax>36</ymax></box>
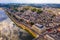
<box><xmin>0</xmin><ymin>8</ymin><xmax>3</xmax><ymax>10</ymax></box>
<box><xmin>0</xmin><ymin>8</ymin><xmax>34</xmax><ymax>40</ymax></box>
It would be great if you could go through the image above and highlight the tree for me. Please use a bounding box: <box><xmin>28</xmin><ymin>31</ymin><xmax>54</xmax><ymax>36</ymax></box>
<box><xmin>13</xmin><ymin>8</ymin><xmax>18</xmax><ymax>12</ymax></box>
<box><xmin>20</xmin><ymin>10</ymin><xmax>24</xmax><ymax>12</ymax></box>
<box><xmin>31</xmin><ymin>8</ymin><xmax>36</xmax><ymax>12</ymax></box>
<box><xmin>51</xmin><ymin>14</ymin><xmax>56</xmax><ymax>18</ymax></box>
<box><xmin>30</xmin><ymin>22</ymin><xmax>34</xmax><ymax>25</ymax></box>
<box><xmin>48</xmin><ymin>10</ymin><xmax>52</xmax><ymax>12</ymax></box>
<box><xmin>24</xmin><ymin>7</ymin><xmax>29</xmax><ymax>10</ymax></box>
<box><xmin>36</xmin><ymin>9</ymin><xmax>43</xmax><ymax>14</ymax></box>
<box><xmin>20</xmin><ymin>19</ymin><xmax>23</xmax><ymax>22</ymax></box>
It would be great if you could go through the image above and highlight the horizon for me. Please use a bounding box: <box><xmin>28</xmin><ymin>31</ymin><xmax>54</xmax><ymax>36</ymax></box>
<box><xmin>0</xmin><ymin>3</ymin><xmax>60</xmax><ymax>4</ymax></box>
<box><xmin>0</xmin><ymin>0</ymin><xmax>60</xmax><ymax>4</ymax></box>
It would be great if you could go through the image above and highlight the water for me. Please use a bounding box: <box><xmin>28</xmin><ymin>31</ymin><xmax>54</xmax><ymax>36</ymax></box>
<box><xmin>0</xmin><ymin>10</ymin><xmax>8</xmax><ymax>22</ymax></box>
<box><xmin>0</xmin><ymin>9</ymin><xmax>34</xmax><ymax>40</ymax></box>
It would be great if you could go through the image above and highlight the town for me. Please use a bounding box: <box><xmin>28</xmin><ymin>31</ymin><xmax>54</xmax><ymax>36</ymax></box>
<box><xmin>4</xmin><ymin>6</ymin><xmax>60</xmax><ymax>40</ymax></box>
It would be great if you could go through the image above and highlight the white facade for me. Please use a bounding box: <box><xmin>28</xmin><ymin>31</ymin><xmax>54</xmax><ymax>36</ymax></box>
<box><xmin>31</xmin><ymin>23</ymin><xmax>46</xmax><ymax>34</ymax></box>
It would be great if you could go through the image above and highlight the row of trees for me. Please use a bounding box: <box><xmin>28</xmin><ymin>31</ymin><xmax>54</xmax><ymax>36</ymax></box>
<box><xmin>31</xmin><ymin>8</ymin><xmax>43</xmax><ymax>14</ymax></box>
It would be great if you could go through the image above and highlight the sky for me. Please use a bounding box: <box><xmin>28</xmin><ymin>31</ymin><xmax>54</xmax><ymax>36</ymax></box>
<box><xmin>0</xmin><ymin>0</ymin><xmax>60</xmax><ymax>4</ymax></box>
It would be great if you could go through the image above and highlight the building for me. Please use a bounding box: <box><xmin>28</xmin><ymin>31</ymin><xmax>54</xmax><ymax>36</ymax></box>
<box><xmin>44</xmin><ymin>34</ymin><xmax>55</xmax><ymax>40</ymax></box>
<box><xmin>31</xmin><ymin>23</ymin><xmax>46</xmax><ymax>34</ymax></box>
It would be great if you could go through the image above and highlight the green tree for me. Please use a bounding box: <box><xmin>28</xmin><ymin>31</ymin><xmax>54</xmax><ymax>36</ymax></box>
<box><xmin>30</xmin><ymin>22</ymin><xmax>34</xmax><ymax>25</ymax></box>
<box><xmin>13</xmin><ymin>8</ymin><xmax>18</xmax><ymax>12</ymax></box>
<box><xmin>20</xmin><ymin>10</ymin><xmax>24</xmax><ymax>12</ymax></box>
<box><xmin>24</xmin><ymin>7</ymin><xmax>29</xmax><ymax>10</ymax></box>
<box><xmin>36</xmin><ymin>9</ymin><xmax>43</xmax><ymax>14</ymax></box>
<box><xmin>31</xmin><ymin>8</ymin><xmax>36</xmax><ymax>12</ymax></box>
<box><xmin>20</xmin><ymin>19</ymin><xmax>23</xmax><ymax>22</ymax></box>
<box><xmin>51</xmin><ymin>14</ymin><xmax>56</xmax><ymax>18</ymax></box>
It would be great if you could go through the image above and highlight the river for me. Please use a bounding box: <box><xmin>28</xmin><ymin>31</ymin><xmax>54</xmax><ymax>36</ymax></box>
<box><xmin>0</xmin><ymin>9</ymin><xmax>8</xmax><ymax>22</ymax></box>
